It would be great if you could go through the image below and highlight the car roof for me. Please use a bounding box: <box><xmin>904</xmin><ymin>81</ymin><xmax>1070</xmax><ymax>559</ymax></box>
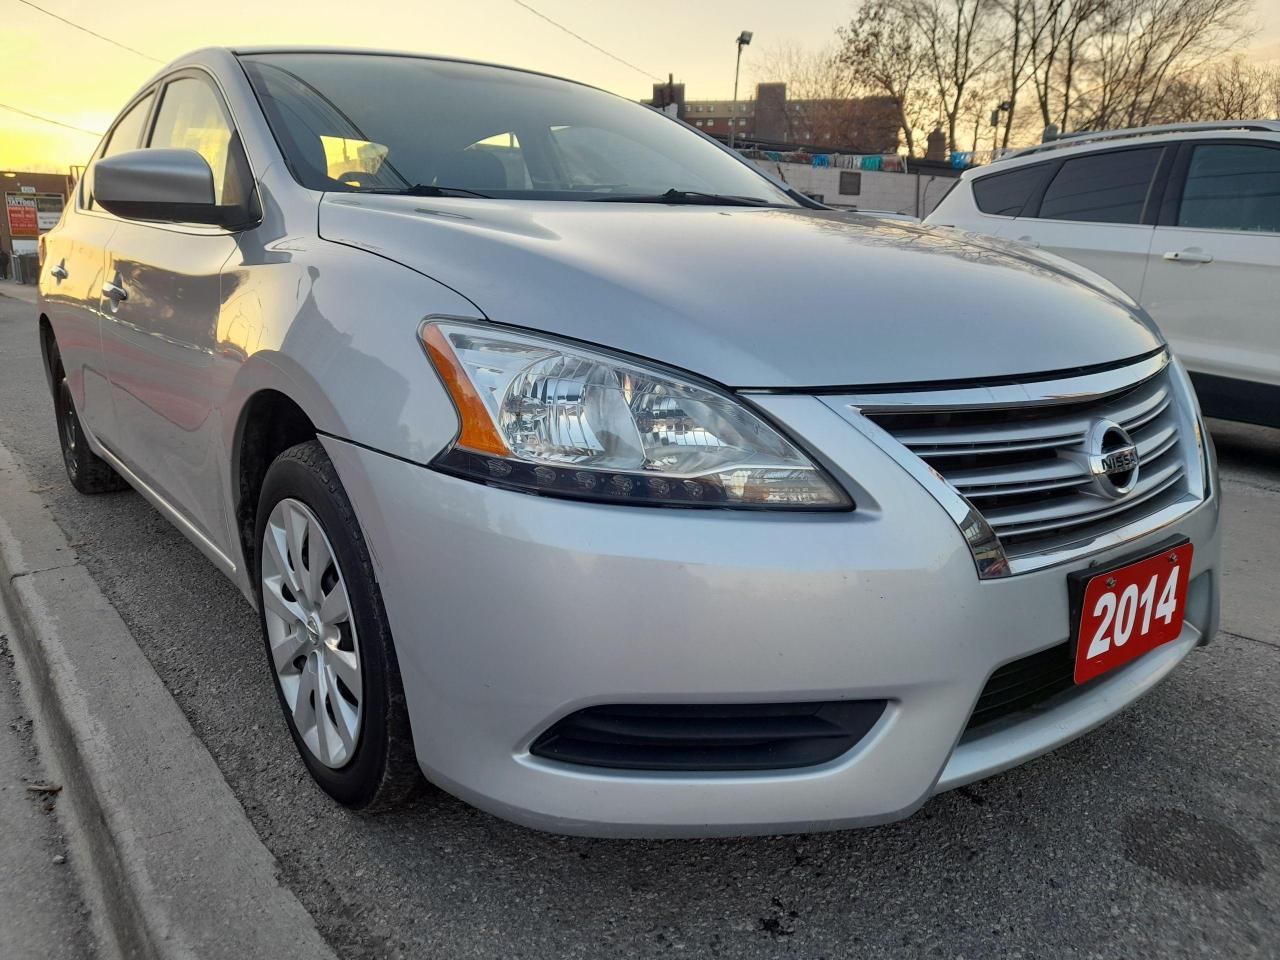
<box><xmin>969</xmin><ymin>120</ymin><xmax>1280</xmax><ymax>178</ymax></box>
<box><xmin>227</xmin><ymin>45</ymin><xmax>603</xmax><ymax>92</ymax></box>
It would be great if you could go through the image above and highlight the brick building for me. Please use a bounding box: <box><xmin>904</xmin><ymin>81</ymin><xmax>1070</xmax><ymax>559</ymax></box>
<box><xmin>648</xmin><ymin>81</ymin><xmax>900</xmax><ymax>154</ymax></box>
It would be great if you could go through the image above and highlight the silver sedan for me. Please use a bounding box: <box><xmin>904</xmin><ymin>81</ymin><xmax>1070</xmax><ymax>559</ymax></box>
<box><xmin>37</xmin><ymin>46</ymin><xmax>1220</xmax><ymax>836</ymax></box>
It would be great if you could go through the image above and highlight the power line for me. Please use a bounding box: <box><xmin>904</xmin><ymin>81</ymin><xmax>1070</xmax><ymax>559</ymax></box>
<box><xmin>509</xmin><ymin>0</ymin><xmax>660</xmax><ymax>81</ymax></box>
<box><xmin>14</xmin><ymin>0</ymin><xmax>163</xmax><ymax>63</ymax></box>
<box><xmin>0</xmin><ymin>101</ymin><xmax>102</xmax><ymax>136</ymax></box>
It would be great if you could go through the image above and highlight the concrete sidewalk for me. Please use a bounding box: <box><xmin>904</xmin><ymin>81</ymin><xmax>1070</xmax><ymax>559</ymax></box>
<box><xmin>0</xmin><ymin>281</ymin><xmax>38</xmax><ymax>305</ymax></box>
<box><xmin>0</xmin><ymin>616</ymin><xmax>96</xmax><ymax>960</ymax></box>
<box><xmin>0</xmin><ymin>438</ymin><xmax>335</xmax><ymax>960</ymax></box>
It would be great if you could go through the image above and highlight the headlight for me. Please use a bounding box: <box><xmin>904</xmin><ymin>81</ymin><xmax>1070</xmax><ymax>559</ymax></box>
<box><xmin>420</xmin><ymin>320</ymin><xmax>851</xmax><ymax>510</ymax></box>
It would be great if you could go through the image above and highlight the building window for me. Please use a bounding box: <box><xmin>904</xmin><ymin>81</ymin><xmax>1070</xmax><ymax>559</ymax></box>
<box><xmin>839</xmin><ymin>171</ymin><xmax>862</xmax><ymax>196</ymax></box>
<box><xmin>695</xmin><ymin>120</ymin><xmax>702</xmax><ymax>127</ymax></box>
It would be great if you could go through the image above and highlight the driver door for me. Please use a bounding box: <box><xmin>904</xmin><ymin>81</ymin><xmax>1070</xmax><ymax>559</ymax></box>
<box><xmin>1141</xmin><ymin>140</ymin><xmax>1280</xmax><ymax>403</ymax></box>
<box><xmin>99</xmin><ymin>71</ymin><xmax>249</xmax><ymax>555</ymax></box>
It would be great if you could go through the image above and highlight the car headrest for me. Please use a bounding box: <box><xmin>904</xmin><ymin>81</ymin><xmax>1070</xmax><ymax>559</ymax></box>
<box><xmin>433</xmin><ymin>150</ymin><xmax>508</xmax><ymax>191</ymax></box>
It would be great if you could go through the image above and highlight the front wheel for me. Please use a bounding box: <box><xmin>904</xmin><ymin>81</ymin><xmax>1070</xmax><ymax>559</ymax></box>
<box><xmin>255</xmin><ymin>440</ymin><xmax>422</xmax><ymax>810</ymax></box>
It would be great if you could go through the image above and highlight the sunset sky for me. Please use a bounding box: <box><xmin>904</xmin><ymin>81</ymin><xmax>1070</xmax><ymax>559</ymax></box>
<box><xmin>3</xmin><ymin>0</ymin><xmax>1280</xmax><ymax>173</ymax></box>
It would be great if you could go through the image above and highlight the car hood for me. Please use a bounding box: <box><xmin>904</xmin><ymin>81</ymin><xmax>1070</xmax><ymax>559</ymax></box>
<box><xmin>318</xmin><ymin>195</ymin><xmax>1163</xmax><ymax>388</ymax></box>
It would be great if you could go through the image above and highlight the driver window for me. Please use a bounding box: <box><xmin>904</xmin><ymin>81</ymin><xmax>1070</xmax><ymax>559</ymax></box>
<box><xmin>148</xmin><ymin>77</ymin><xmax>241</xmax><ymax>206</ymax></box>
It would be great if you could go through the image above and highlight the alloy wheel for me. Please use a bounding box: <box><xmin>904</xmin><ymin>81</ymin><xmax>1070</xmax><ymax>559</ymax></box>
<box><xmin>260</xmin><ymin>497</ymin><xmax>363</xmax><ymax>768</ymax></box>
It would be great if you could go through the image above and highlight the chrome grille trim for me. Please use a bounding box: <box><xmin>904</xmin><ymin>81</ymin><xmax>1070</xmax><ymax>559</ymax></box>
<box><xmin>816</xmin><ymin>352</ymin><xmax>1209</xmax><ymax>578</ymax></box>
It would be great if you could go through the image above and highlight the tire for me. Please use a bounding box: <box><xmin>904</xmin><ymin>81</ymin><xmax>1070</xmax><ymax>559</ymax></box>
<box><xmin>254</xmin><ymin>440</ymin><xmax>422</xmax><ymax>810</ymax></box>
<box><xmin>48</xmin><ymin>338</ymin><xmax>129</xmax><ymax>494</ymax></box>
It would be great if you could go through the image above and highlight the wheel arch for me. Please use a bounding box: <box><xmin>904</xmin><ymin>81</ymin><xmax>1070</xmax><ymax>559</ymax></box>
<box><xmin>231</xmin><ymin>386</ymin><xmax>322</xmax><ymax>583</ymax></box>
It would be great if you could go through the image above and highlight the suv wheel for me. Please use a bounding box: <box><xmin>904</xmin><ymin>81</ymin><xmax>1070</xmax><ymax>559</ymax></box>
<box><xmin>255</xmin><ymin>440</ymin><xmax>422</xmax><ymax>809</ymax></box>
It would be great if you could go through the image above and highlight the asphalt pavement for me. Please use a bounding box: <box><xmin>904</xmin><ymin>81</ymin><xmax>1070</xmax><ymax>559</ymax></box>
<box><xmin>0</xmin><ymin>290</ymin><xmax>1276</xmax><ymax>959</ymax></box>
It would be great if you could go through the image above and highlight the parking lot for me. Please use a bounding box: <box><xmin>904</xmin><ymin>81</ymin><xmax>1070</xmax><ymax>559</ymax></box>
<box><xmin>0</xmin><ymin>290</ymin><xmax>1277</xmax><ymax>959</ymax></box>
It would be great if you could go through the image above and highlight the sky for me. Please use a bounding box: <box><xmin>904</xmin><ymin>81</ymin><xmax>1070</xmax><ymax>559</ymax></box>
<box><xmin>3</xmin><ymin>0</ymin><xmax>1280</xmax><ymax>173</ymax></box>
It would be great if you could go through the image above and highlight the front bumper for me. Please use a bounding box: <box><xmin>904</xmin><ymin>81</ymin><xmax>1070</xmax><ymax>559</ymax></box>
<box><xmin>322</xmin><ymin>392</ymin><xmax>1220</xmax><ymax>838</ymax></box>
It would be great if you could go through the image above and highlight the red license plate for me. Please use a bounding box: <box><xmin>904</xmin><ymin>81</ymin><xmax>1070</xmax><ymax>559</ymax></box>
<box><xmin>1075</xmin><ymin>542</ymin><xmax>1193</xmax><ymax>684</ymax></box>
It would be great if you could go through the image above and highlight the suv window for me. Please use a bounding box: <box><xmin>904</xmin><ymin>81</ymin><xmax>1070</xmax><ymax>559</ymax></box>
<box><xmin>971</xmin><ymin>164</ymin><xmax>1048</xmax><ymax>217</ymax></box>
<box><xmin>149</xmin><ymin>77</ymin><xmax>238</xmax><ymax>205</ymax></box>
<box><xmin>1178</xmin><ymin>143</ymin><xmax>1280</xmax><ymax>234</ymax></box>
<box><xmin>1038</xmin><ymin>147</ymin><xmax>1162</xmax><ymax>224</ymax></box>
<box><xmin>86</xmin><ymin>92</ymin><xmax>154</xmax><ymax>209</ymax></box>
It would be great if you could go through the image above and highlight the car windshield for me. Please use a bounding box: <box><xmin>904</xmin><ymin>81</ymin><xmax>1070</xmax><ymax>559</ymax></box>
<box><xmin>240</xmin><ymin>52</ymin><xmax>797</xmax><ymax>206</ymax></box>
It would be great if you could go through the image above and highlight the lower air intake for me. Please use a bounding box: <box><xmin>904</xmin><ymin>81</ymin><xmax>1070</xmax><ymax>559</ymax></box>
<box><xmin>966</xmin><ymin>642</ymin><xmax>1077</xmax><ymax>730</ymax></box>
<box><xmin>530</xmin><ymin>700</ymin><xmax>888</xmax><ymax>772</ymax></box>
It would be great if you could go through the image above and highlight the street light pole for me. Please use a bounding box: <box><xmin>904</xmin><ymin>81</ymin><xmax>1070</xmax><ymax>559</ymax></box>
<box><xmin>729</xmin><ymin>30</ymin><xmax>752</xmax><ymax>150</ymax></box>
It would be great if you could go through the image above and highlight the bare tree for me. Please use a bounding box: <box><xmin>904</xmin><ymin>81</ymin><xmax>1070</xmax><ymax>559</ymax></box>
<box><xmin>911</xmin><ymin>0</ymin><xmax>1004</xmax><ymax>152</ymax></box>
<box><xmin>1163</xmin><ymin>55</ymin><xmax>1280</xmax><ymax>120</ymax></box>
<box><xmin>836</xmin><ymin>1</ymin><xmax>931</xmax><ymax>155</ymax></box>
<box><xmin>993</xmin><ymin>0</ymin><xmax>1065</xmax><ymax>147</ymax></box>
<box><xmin>833</xmin><ymin>0</ymin><xmax>1265</xmax><ymax>158</ymax></box>
<box><xmin>1070</xmin><ymin>0</ymin><xmax>1252</xmax><ymax>129</ymax></box>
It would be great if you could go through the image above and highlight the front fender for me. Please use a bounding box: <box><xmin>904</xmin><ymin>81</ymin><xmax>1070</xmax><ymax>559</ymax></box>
<box><xmin>219</xmin><ymin>237</ymin><xmax>472</xmax><ymax>469</ymax></box>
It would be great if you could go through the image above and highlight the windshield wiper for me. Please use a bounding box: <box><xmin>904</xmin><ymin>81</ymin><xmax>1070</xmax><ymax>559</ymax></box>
<box><xmin>589</xmin><ymin>188</ymin><xmax>773</xmax><ymax>207</ymax></box>
<box><xmin>359</xmin><ymin>184</ymin><xmax>492</xmax><ymax>199</ymax></box>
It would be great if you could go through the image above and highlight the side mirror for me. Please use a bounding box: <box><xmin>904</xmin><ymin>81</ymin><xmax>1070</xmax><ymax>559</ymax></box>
<box><xmin>93</xmin><ymin>148</ymin><xmax>245</xmax><ymax>228</ymax></box>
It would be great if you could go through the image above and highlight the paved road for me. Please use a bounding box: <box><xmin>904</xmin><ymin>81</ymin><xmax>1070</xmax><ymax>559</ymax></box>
<box><xmin>0</xmin><ymin>291</ymin><xmax>1276</xmax><ymax>959</ymax></box>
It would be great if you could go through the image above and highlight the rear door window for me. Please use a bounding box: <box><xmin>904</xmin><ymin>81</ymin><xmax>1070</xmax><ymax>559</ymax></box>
<box><xmin>1037</xmin><ymin>147</ymin><xmax>1162</xmax><ymax>224</ymax></box>
<box><xmin>971</xmin><ymin>164</ymin><xmax>1049</xmax><ymax>217</ymax></box>
<box><xmin>1178</xmin><ymin>143</ymin><xmax>1280</xmax><ymax>234</ymax></box>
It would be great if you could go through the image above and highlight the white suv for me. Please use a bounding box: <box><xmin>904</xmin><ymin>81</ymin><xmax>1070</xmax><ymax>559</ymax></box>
<box><xmin>927</xmin><ymin>122</ymin><xmax>1280</xmax><ymax>428</ymax></box>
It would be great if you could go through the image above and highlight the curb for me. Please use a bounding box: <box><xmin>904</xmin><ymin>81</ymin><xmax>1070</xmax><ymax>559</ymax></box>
<box><xmin>0</xmin><ymin>439</ymin><xmax>336</xmax><ymax>960</ymax></box>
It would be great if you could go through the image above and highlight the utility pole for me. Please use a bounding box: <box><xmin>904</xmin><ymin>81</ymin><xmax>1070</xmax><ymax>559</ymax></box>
<box><xmin>729</xmin><ymin>30</ymin><xmax>752</xmax><ymax>150</ymax></box>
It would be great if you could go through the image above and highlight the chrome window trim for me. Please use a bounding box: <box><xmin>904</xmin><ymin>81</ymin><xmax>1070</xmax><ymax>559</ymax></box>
<box><xmin>818</xmin><ymin>351</ymin><xmax>1209</xmax><ymax>579</ymax></box>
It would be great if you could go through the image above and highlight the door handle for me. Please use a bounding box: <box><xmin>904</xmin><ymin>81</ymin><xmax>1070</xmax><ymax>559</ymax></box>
<box><xmin>50</xmin><ymin>260</ymin><xmax>68</xmax><ymax>281</ymax></box>
<box><xmin>102</xmin><ymin>280</ymin><xmax>128</xmax><ymax>303</ymax></box>
<box><xmin>1015</xmin><ymin>235</ymin><xmax>1040</xmax><ymax>248</ymax></box>
<box><xmin>1162</xmin><ymin>250</ymin><xmax>1213</xmax><ymax>264</ymax></box>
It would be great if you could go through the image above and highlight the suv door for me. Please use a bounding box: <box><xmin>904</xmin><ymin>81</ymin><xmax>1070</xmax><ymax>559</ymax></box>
<box><xmin>43</xmin><ymin>90</ymin><xmax>154</xmax><ymax>446</ymax></box>
<box><xmin>1142</xmin><ymin>140</ymin><xmax>1280</xmax><ymax>416</ymax></box>
<box><xmin>100</xmin><ymin>71</ymin><xmax>254</xmax><ymax>556</ymax></box>
<box><xmin>1007</xmin><ymin>146</ymin><xmax>1168</xmax><ymax>299</ymax></box>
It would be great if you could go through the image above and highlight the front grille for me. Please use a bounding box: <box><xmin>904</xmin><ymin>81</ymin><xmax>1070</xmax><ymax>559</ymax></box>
<box><xmin>864</xmin><ymin>366</ymin><xmax>1189</xmax><ymax>560</ymax></box>
<box><xmin>966</xmin><ymin>642</ymin><xmax>1075</xmax><ymax>730</ymax></box>
<box><xmin>530</xmin><ymin>700</ymin><xmax>888</xmax><ymax>771</ymax></box>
